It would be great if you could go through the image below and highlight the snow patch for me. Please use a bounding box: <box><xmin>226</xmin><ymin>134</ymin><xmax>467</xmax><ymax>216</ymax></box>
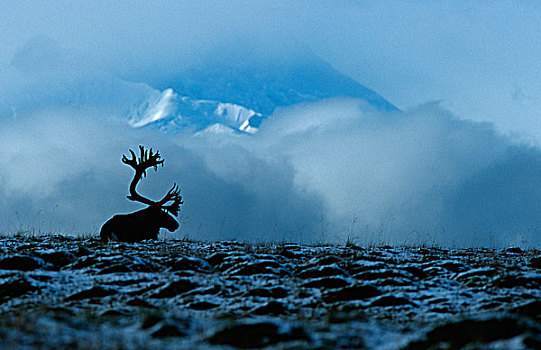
<box><xmin>239</xmin><ymin>120</ymin><xmax>258</xmax><ymax>134</ymax></box>
<box><xmin>195</xmin><ymin>123</ymin><xmax>237</xmax><ymax>136</ymax></box>
<box><xmin>214</xmin><ymin>103</ymin><xmax>258</xmax><ymax>124</ymax></box>
<box><xmin>130</xmin><ymin>88</ymin><xmax>177</xmax><ymax>128</ymax></box>
<box><xmin>128</xmin><ymin>89</ymin><xmax>262</xmax><ymax>134</ymax></box>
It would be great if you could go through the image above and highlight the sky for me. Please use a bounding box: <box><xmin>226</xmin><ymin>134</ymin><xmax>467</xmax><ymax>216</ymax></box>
<box><xmin>1</xmin><ymin>1</ymin><xmax>541</xmax><ymax>247</ymax></box>
<box><xmin>314</xmin><ymin>1</ymin><xmax>541</xmax><ymax>143</ymax></box>
<box><xmin>2</xmin><ymin>1</ymin><xmax>541</xmax><ymax>141</ymax></box>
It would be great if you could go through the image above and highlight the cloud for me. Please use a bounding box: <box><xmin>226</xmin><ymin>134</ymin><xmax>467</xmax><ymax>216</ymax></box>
<box><xmin>0</xmin><ymin>106</ymin><xmax>325</xmax><ymax>241</ymax></box>
<box><xmin>11</xmin><ymin>35</ymin><xmax>66</xmax><ymax>75</ymax></box>
<box><xmin>250</xmin><ymin>99</ymin><xmax>541</xmax><ymax>247</ymax></box>
<box><xmin>4</xmin><ymin>97</ymin><xmax>541</xmax><ymax>248</ymax></box>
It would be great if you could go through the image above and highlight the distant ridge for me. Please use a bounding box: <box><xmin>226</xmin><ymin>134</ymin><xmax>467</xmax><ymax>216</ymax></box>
<box><xmin>126</xmin><ymin>53</ymin><xmax>398</xmax><ymax>134</ymax></box>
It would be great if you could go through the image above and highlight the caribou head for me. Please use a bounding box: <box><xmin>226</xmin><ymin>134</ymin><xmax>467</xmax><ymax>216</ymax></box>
<box><xmin>100</xmin><ymin>146</ymin><xmax>183</xmax><ymax>243</ymax></box>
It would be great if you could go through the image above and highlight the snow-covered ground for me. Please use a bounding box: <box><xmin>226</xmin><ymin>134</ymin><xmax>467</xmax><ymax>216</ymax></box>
<box><xmin>0</xmin><ymin>235</ymin><xmax>539</xmax><ymax>349</ymax></box>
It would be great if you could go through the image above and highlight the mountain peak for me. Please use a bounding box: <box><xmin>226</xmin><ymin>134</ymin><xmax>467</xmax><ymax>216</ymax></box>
<box><xmin>126</xmin><ymin>52</ymin><xmax>398</xmax><ymax>134</ymax></box>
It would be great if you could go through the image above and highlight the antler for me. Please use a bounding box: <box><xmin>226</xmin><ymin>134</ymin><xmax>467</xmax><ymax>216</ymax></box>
<box><xmin>157</xmin><ymin>183</ymin><xmax>183</xmax><ymax>216</ymax></box>
<box><xmin>122</xmin><ymin>145</ymin><xmax>164</xmax><ymax>206</ymax></box>
<box><xmin>122</xmin><ymin>146</ymin><xmax>184</xmax><ymax>215</ymax></box>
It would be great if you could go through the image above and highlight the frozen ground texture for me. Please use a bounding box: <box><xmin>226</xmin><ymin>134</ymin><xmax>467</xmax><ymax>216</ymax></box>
<box><xmin>0</xmin><ymin>235</ymin><xmax>540</xmax><ymax>349</ymax></box>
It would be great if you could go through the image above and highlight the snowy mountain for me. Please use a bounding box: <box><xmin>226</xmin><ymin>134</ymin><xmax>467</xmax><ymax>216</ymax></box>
<box><xmin>125</xmin><ymin>53</ymin><xmax>398</xmax><ymax>134</ymax></box>
<box><xmin>1</xmin><ymin>51</ymin><xmax>397</xmax><ymax>135</ymax></box>
<box><xmin>127</xmin><ymin>88</ymin><xmax>262</xmax><ymax>134</ymax></box>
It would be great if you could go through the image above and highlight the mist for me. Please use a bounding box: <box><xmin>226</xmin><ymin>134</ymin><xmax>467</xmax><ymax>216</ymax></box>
<box><xmin>0</xmin><ymin>98</ymin><xmax>540</xmax><ymax>247</ymax></box>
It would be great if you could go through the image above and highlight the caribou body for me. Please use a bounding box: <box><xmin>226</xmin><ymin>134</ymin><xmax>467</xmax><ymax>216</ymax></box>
<box><xmin>100</xmin><ymin>146</ymin><xmax>183</xmax><ymax>243</ymax></box>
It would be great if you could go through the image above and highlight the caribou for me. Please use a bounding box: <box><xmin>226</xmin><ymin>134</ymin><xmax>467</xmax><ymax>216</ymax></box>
<box><xmin>100</xmin><ymin>146</ymin><xmax>183</xmax><ymax>243</ymax></box>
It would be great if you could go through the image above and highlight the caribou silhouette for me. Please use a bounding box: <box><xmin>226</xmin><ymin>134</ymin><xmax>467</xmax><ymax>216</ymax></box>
<box><xmin>100</xmin><ymin>146</ymin><xmax>183</xmax><ymax>243</ymax></box>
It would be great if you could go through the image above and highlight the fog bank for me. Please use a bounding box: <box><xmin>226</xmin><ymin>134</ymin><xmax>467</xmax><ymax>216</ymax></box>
<box><xmin>1</xmin><ymin>100</ymin><xmax>540</xmax><ymax>247</ymax></box>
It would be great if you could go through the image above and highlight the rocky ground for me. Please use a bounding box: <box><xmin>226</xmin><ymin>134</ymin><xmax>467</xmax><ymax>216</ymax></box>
<box><xmin>0</xmin><ymin>235</ymin><xmax>539</xmax><ymax>349</ymax></box>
